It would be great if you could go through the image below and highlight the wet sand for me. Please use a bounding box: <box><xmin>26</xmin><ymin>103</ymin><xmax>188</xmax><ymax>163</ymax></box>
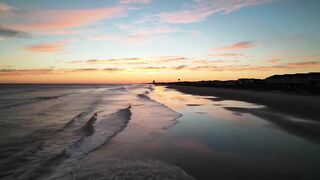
<box><xmin>165</xmin><ymin>85</ymin><xmax>320</xmax><ymax>145</ymax></box>
<box><xmin>149</xmin><ymin>86</ymin><xmax>320</xmax><ymax>180</ymax></box>
<box><xmin>166</xmin><ymin>85</ymin><xmax>320</xmax><ymax>122</ymax></box>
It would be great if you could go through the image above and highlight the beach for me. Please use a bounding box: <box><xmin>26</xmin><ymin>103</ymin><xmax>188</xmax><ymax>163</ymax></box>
<box><xmin>165</xmin><ymin>85</ymin><xmax>320</xmax><ymax>144</ymax></box>
<box><xmin>166</xmin><ymin>85</ymin><xmax>320</xmax><ymax>121</ymax></box>
<box><xmin>1</xmin><ymin>84</ymin><xmax>320</xmax><ymax>180</ymax></box>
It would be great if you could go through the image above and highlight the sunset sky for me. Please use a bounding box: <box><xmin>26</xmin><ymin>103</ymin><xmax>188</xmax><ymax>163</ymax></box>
<box><xmin>0</xmin><ymin>0</ymin><xmax>320</xmax><ymax>83</ymax></box>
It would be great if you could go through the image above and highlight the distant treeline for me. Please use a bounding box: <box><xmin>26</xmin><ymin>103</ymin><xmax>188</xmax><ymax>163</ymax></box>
<box><xmin>153</xmin><ymin>72</ymin><xmax>320</xmax><ymax>94</ymax></box>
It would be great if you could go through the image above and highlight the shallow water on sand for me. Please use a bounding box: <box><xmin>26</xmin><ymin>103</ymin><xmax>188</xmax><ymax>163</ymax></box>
<box><xmin>1</xmin><ymin>84</ymin><xmax>320</xmax><ymax>180</ymax></box>
<box><xmin>146</xmin><ymin>86</ymin><xmax>320</xmax><ymax>180</ymax></box>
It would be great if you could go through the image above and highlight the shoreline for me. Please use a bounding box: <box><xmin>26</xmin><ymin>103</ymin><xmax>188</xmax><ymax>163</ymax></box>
<box><xmin>164</xmin><ymin>85</ymin><xmax>320</xmax><ymax>122</ymax></box>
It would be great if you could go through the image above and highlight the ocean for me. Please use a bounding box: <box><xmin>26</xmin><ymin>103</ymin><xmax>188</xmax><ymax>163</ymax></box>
<box><xmin>1</xmin><ymin>84</ymin><xmax>320</xmax><ymax>180</ymax></box>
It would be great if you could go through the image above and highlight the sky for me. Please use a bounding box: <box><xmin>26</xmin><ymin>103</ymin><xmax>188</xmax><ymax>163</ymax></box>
<box><xmin>0</xmin><ymin>0</ymin><xmax>320</xmax><ymax>83</ymax></box>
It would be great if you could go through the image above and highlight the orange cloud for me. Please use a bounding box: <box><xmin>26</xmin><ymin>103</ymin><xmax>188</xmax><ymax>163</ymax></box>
<box><xmin>67</xmin><ymin>56</ymin><xmax>187</xmax><ymax>66</ymax></box>
<box><xmin>267</xmin><ymin>59</ymin><xmax>281</xmax><ymax>64</ymax></box>
<box><xmin>1</xmin><ymin>60</ymin><xmax>319</xmax><ymax>83</ymax></box>
<box><xmin>0</xmin><ymin>68</ymin><xmax>124</xmax><ymax>76</ymax></box>
<box><xmin>208</xmin><ymin>53</ymin><xmax>244</xmax><ymax>57</ymax></box>
<box><xmin>0</xmin><ymin>68</ymin><xmax>55</xmax><ymax>76</ymax></box>
<box><xmin>155</xmin><ymin>56</ymin><xmax>186</xmax><ymax>62</ymax></box>
<box><xmin>216</xmin><ymin>41</ymin><xmax>254</xmax><ymax>51</ymax></box>
<box><xmin>134</xmin><ymin>65</ymin><xmax>190</xmax><ymax>71</ymax></box>
<box><xmin>65</xmin><ymin>68</ymin><xmax>124</xmax><ymax>72</ymax></box>
<box><xmin>190</xmin><ymin>61</ymin><xmax>320</xmax><ymax>72</ymax></box>
<box><xmin>24</xmin><ymin>41</ymin><xmax>68</xmax><ymax>53</ymax></box>
<box><xmin>287</xmin><ymin>61</ymin><xmax>320</xmax><ymax>67</ymax></box>
<box><xmin>69</xmin><ymin>58</ymin><xmax>142</xmax><ymax>65</ymax></box>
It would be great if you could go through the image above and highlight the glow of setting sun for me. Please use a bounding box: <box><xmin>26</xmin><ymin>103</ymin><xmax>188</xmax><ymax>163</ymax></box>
<box><xmin>0</xmin><ymin>0</ymin><xmax>320</xmax><ymax>83</ymax></box>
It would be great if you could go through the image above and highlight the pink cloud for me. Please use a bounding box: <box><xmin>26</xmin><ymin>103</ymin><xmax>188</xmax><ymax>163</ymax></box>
<box><xmin>190</xmin><ymin>61</ymin><xmax>320</xmax><ymax>72</ymax></box>
<box><xmin>287</xmin><ymin>61</ymin><xmax>320</xmax><ymax>67</ymax></box>
<box><xmin>208</xmin><ymin>53</ymin><xmax>244</xmax><ymax>57</ymax></box>
<box><xmin>159</xmin><ymin>7</ymin><xmax>216</xmax><ymax>24</ymax></box>
<box><xmin>0</xmin><ymin>2</ymin><xmax>11</xmax><ymax>12</ymax></box>
<box><xmin>289</xmin><ymin>55</ymin><xmax>320</xmax><ymax>61</ymax></box>
<box><xmin>216</xmin><ymin>41</ymin><xmax>255</xmax><ymax>51</ymax></box>
<box><xmin>69</xmin><ymin>58</ymin><xmax>141</xmax><ymax>65</ymax></box>
<box><xmin>134</xmin><ymin>26</ymin><xmax>180</xmax><ymax>35</ymax></box>
<box><xmin>7</xmin><ymin>6</ymin><xmax>126</xmax><ymax>33</ymax></box>
<box><xmin>87</xmin><ymin>34</ymin><xmax>120</xmax><ymax>41</ymax></box>
<box><xmin>267</xmin><ymin>58</ymin><xmax>281</xmax><ymax>64</ymax></box>
<box><xmin>24</xmin><ymin>41</ymin><xmax>68</xmax><ymax>53</ymax></box>
<box><xmin>89</xmin><ymin>25</ymin><xmax>180</xmax><ymax>44</ymax></box>
<box><xmin>158</xmin><ymin>0</ymin><xmax>275</xmax><ymax>24</ymax></box>
<box><xmin>2</xmin><ymin>59</ymin><xmax>319</xmax><ymax>77</ymax></box>
<box><xmin>119</xmin><ymin>0</ymin><xmax>151</xmax><ymax>4</ymax></box>
<box><xmin>122</xmin><ymin>34</ymin><xmax>150</xmax><ymax>44</ymax></box>
<box><xmin>88</xmin><ymin>34</ymin><xmax>148</xmax><ymax>44</ymax></box>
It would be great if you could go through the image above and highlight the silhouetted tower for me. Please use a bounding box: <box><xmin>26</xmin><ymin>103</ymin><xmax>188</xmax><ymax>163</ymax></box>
<box><xmin>178</xmin><ymin>78</ymin><xmax>181</xmax><ymax>82</ymax></box>
<box><xmin>152</xmin><ymin>80</ymin><xmax>155</xmax><ymax>84</ymax></box>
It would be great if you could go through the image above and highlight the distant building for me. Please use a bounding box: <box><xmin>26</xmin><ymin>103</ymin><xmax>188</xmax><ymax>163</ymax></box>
<box><xmin>238</xmin><ymin>78</ymin><xmax>263</xmax><ymax>86</ymax></box>
<box><xmin>265</xmin><ymin>72</ymin><xmax>320</xmax><ymax>87</ymax></box>
<box><xmin>264</xmin><ymin>72</ymin><xmax>320</xmax><ymax>93</ymax></box>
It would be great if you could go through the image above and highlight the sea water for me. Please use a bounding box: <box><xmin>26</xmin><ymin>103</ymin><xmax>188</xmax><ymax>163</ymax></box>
<box><xmin>0</xmin><ymin>84</ymin><xmax>192</xmax><ymax>180</ymax></box>
<box><xmin>1</xmin><ymin>84</ymin><xmax>320</xmax><ymax>180</ymax></box>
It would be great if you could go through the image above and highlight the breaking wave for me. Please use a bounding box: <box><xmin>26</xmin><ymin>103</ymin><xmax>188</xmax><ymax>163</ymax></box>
<box><xmin>38</xmin><ymin>105</ymin><xmax>132</xmax><ymax>180</ymax></box>
<box><xmin>80</xmin><ymin>113</ymin><xmax>97</xmax><ymax>136</ymax></box>
<box><xmin>137</xmin><ymin>90</ymin><xmax>182</xmax><ymax>130</ymax></box>
<box><xmin>1</xmin><ymin>93</ymin><xmax>72</xmax><ymax>109</ymax></box>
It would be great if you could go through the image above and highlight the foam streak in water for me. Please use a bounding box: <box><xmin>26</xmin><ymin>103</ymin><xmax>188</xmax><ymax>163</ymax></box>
<box><xmin>40</xmin><ymin>105</ymin><xmax>132</xmax><ymax>180</ymax></box>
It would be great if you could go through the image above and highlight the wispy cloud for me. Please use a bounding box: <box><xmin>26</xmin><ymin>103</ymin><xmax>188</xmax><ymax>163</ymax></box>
<box><xmin>267</xmin><ymin>58</ymin><xmax>280</xmax><ymax>64</ymax></box>
<box><xmin>134</xmin><ymin>65</ymin><xmax>189</xmax><ymax>71</ymax></box>
<box><xmin>189</xmin><ymin>61</ymin><xmax>320</xmax><ymax>72</ymax></box>
<box><xmin>67</xmin><ymin>56</ymin><xmax>188</xmax><ymax>66</ymax></box>
<box><xmin>0</xmin><ymin>67</ymin><xmax>124</xmax><ymax>76</ymax></box>
<box><xmin>65</xmin><ymin>56</ymin><xmax>235</xmax><ymax>72</ymax></box>
<box><xmin>1</xmin><ymin>60</ymin><xmax>318</xmax><ymax>77</ymax></box>
<box><xmin>0</xmin><ymin>25</ymin><xmax>31</xmax><ymax>39</ymax></box>
<box><xmin>0</xmin><ymin>2</ymin><xmax>11</xmax><ymax>12</ymax></box>
<box><xmin>286</xmin><ymin>61</ymin><xmax>320</xmax><ymax>67</ymax></box>
<box><xmin>69</xmin><ymin>58</ymin><xmax>141</xmax><ymax>65</ymax></box>
<box><xmin>289</xmin><ymin>55</ymin><xmax>320</xmax><ymax>61</ymax></box>
<box><xmin>208</xmin><ymin>53</ymin><xmax>244</xmax><ymax>57</ymax></box>
<box><xmin>119</xmin><ymin>0</ymin><xmax>151</xmax><ymax>4</ymax></box>
<box><xmin>158</xmin><ymin>0</ymin><xmax>275</xmax><ymax>24</ymax></box>
<box><xmin>158</xmin><ymin>7</ymin><xmax>216</xmax><ymax>24</ymax></box>
<box><xmin>65</xmin><ymin>68</ymin><xmax>124</xmax><ymax>72</ymax></box>
<box><xmin>0</xmin><ymin>68</ymin><xmax>56</xmax><ymax>76</ymax></box>
<box><xmin>24</xmin><ymin>41</ymin><xmax>68</xmax><ymax>53</ymax></box>
<box><xmin>5</xmin><ymin>6</ymin><xmax>127</xmax><ymax>34</ymax></box>
<box><xmin>154</xmin><ymin>56</ymin><xmax>187</xmax><ymax>62</ymax></box>
<box><xmin>216</xmin><ymin>41</ymin><xmax>254</xmax><ymax>51</ymax></box>
<box><xmin>88</xmin><ymin>25</ymin><xmax>180</xmax><ymax>44</ymax></box>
